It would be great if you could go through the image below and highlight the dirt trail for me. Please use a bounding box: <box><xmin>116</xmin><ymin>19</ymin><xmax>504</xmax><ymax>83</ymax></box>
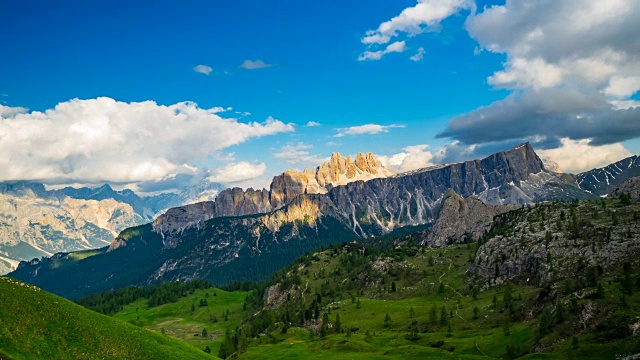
<box><xmin>475</xmin><ymin>340</ymin><xmax>491</xmax><ymax>358</ymax></box>
<box><xmin>301</xmin><ymin>280</ymin><xmax>309</xmax><ymax>302</ymax></box>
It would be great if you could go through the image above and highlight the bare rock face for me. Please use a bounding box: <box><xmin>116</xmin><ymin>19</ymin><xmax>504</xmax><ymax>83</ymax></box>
<box><xmin>152</xmin><ymin>143</ymin><xmax>597</xmax><ymax>241</ymax></box>
<box><xmin>609</xmin><ymin>176</ymin><xmax>640</xmax><ymax>200</ymax></box>
<box><xmin>470</xmin><ymin>200</ymin><xmax>640</xmax><ymax>290</ymax></box>
<box><xmin>152</xmin><ymin>152</ymin><xmax>395</xmax><ymax>236</ymax></box>
<box><xmin>422</xmin><ymin>189</ymin><xmax>519</xmax><ymax>247</ymax></box>
<box><xmin>149</xmin><ymin>201</ymin><xmax>215</xmax><ymax>246</ymax></box>
<box><xmin>317</xmin><ymin>152</ymin><xmax>394</xmax><ymax>187</ymax></box>
<box><xmin>263</xmin><ymin>283</ymin><xmax>301</xmax><ymax>309</ymax></box>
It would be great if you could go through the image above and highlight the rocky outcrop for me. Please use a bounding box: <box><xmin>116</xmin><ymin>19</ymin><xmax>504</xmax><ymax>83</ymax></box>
<box><xmin>316</xmin><ymin>152</ymin><xmax>393</xmax><ymax>187</ymax></box>
<box><xmin>263</xmin><ymin>283</ymin><xmax>302</xmax><ymax>309</ymax></box>
<box><xmin>421</xmin><ymin>189</ymin><xmax>519</xmax><ymax>247</ymax></box>
<box><xmin>609</xmin><ymin>176</ymin><xmax>640</xmax><ymax>200</ymax></box>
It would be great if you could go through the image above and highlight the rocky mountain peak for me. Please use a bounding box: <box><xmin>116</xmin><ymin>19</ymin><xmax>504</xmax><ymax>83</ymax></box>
<box><xmin>316</xmin><ymin>151</ymin><xmax>394</xmax><ymax>187</ymax></box>
<box><xmin>0</xmin><ymin>181</ymin><xmax>48</xmax><ymax>198</ymax></box>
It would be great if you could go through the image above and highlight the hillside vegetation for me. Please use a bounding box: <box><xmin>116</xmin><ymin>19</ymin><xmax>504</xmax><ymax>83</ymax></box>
<box><xmin>0</xmin><ymin>277</ymin><xmax>212</xmax><ymax>360</ymax></box>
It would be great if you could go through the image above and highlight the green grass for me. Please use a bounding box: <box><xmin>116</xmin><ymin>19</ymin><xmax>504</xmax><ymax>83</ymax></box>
<box><xmin>0</xmin><ymin>277</ymin><xmax>213</xmax><ymax>360</ymax></box>
<box><xmin>112</xmin><ymin>287</ymin><xmax>249</xmax><ymax>355</ymax></box>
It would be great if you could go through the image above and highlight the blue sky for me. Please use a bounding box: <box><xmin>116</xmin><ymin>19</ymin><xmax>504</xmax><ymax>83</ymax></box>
<box><xmin>1</xmin><ymin>0</ymin><xmax>639</xmax><ymax>192</ymax></box>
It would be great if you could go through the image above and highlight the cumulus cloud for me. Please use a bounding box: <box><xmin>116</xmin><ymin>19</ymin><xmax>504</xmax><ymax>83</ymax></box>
<box><xmin>305</xmin><ymin>121</ymin><xmax>320</xmax><ymax>127</ymax></box>
<box><xmin>438</xmin><ymin>0</ymin><xmax>640</xmax><ymax>147</ymax></box>
<box><xmin>0</xmin><ymin>97</ymin><xmax>294</xmax><ymax>185</ymax></box>
<box><xmin>438</xmin><ymin>89</ymin><xmax>640</xmax><ymax>146</ymax></box>
<box><xmin>0</xmin><ymin>104</ymin><xmax>28</xmax><ymax>117</ymax></box>
<box><xmin>273</xmin><ymin>143</ymin><xmax>328</xmax><ymax>167</ymax></box>
<box><xmin>193</xmin><ymin>64</ymin><xmax>213</xmax><ymax>75</ymax></box>
<box><xmin>410</xmin><ymin>47</ymin><xmax>425</xmax><ymax>62</ymax></box>
<box><xmin>362</xmin><ymin>0</ymin><xmax>473</xmax><ymax>45</ymax></box>
<box><xmin>359</xmin><ymin>0</ymin><xmax>473</xmax><ymax>60</ymax></box>
<box><xmin>208</xmin><ymin>161</ymin><xmax>267</xmax><ymax>183</ymax></box>
<box><xmin>358</xmin><ymin>41</ymin><xmax>408</xmax><ymax>61</ymax></box>
<box><xmin>537</xmin><ymin>138</ymin><xmax>632</xmax><ymax>173</ymax></box>
<box><xmin>239</xmin><ymin>60</ymin><xmax>275</xmax><ymax>69</ymax></box>
<box><xmin>335</xmin><ymin>123</ymin><xmax>404</xmax><ymax>137</ymax></box>
<box><xmin>378</xmin><ymin>145</ymin><xmax>435</xmax><ymax>173</ymax></box>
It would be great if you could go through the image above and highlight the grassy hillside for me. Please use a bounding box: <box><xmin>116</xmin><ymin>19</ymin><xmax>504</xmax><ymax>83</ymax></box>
<box><xmin>111</xmin><ymin>287</ymin><xmax>250</xmax><ymax>356</ymax></box>
<box><xmin>0</xmin><ymin>277</ymin><xmax>213</xmax><ymax>360</ymax></box>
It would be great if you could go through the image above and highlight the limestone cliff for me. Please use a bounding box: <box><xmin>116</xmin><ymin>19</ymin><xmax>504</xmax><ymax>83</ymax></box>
<box><xmin>152</xmin><ymin>152</ymin><xmax>395</xmax><ymax>236</ymax></box>
<box><xmin>421</xmin><ymin>189</ymin><xmax>519</xmax><ymax>247</ymax></box>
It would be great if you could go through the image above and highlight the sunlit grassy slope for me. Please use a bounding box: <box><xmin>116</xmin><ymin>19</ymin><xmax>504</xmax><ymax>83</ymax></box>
<box><xmin>0</xmin><ymin>277</ymin><xmax>213</xmax><ymax>360</ymax></box>
<box><xmin>112</xmin><ymin>287</ymin><xmax>249</xmax><ymax>356</ymax></box>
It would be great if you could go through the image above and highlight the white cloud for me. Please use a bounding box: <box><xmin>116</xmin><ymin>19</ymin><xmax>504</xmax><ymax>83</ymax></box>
<box><xmin>488</xmin><ymin>57</ymin><xmax>564</xmax><ymax>90</ymax></box>
<box><xmin>0</xmin><ymin>97</ymin><xmax>294</xmax><ymax>185</ymax></box>
<box><xmin>358</xmin><ymin>41</ymin><xmax>408</xmax><ymax>61</ymax></box>
<box><xmin>359</xmin><ymin>0</ymin><xmax>473</xmax><ymax>60</ymax></box>
<box><xmin>378</xmin><ymin>144</ymin><xmax>435</xmax><ymax>173</ymax></box>
<box><xmin>335</xmin><ymin>123</ymin><xmax>404</xmax><ymax>137</ymax></box>
<box><xmin>537</xmin><ymin>138</ymin><xmax>632</xmax><ymax>173</ymax></box>
<box><xmin>440</xmin><ymin>0</ymin><xmax>640</xmax><ymax>146</ymax></box>
<box><xmin>611</xmin><ymin>100</ymin><xmax>640</xmax><ymax>110</ymax></box>
<box><xmin>305</xmin><ymin>121</ymin><xmax>320</xmax><ymax>127</ymax></box>
<box><xmin>193</xmin><ymin>64</ymin><xmax>213</xmax><ymax>75</ymax></box>
<box><xmin>239</xmin><ymin>60</ymin><xmax>275</xmax><ymax>69</ymax></box>
<box><xmin>0</xmin><ymin>104</ymin><xmax>28</xmax><ymax>117</ymax></box>
<box><xmin>208</xmin><ymin>161</ymin><xmax>267</xmax><ymax>184</ymax></box>
<box><xmin>604</xmin><ymin>76</ymin><xmax>640</xmax><ymax>98</ymax></box>
<box><xmin>466</xmin><ymin>1</ymin><xmax>640</xmax><ymax>95</ymax></box>
<box><xmin>362</xmin><ymin>0</ymin><xmax>474</xmax><ymax>45</ymax></box>
<box><xmin>273</xmin><ymin>143</ymin><xmax>328</xmax><ymax>167</ymax></box>
<box><xmin>410</xmin><ymin>47</ymin><xmax>425</xmax><ymax>62</ymax></box>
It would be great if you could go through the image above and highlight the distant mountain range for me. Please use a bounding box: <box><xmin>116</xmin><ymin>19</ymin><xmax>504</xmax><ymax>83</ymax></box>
<box><xmin>13</xmin><ymin>143</ymin><xmax>640</xmax><ymax>299</ymax></box>
<box><xmin>575</xmin><ymin>155</ymin><xmax>640</xmax><ymax>195</ymax></box>
<box><xmin>0</xmin><ymin>179</ymin><xmax>224</xmax><ymax>274</ymax></box>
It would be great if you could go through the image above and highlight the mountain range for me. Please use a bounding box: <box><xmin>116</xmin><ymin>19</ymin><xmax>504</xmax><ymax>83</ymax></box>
<box><xmin>0</xmin><ymin>179</ymin><xmax>224</xmax><ymax>274</ymax></box>
<box><xmin>12</xmin><ymin>143</ymin><xmax>640</xmax><ymax>299</ymax></box>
